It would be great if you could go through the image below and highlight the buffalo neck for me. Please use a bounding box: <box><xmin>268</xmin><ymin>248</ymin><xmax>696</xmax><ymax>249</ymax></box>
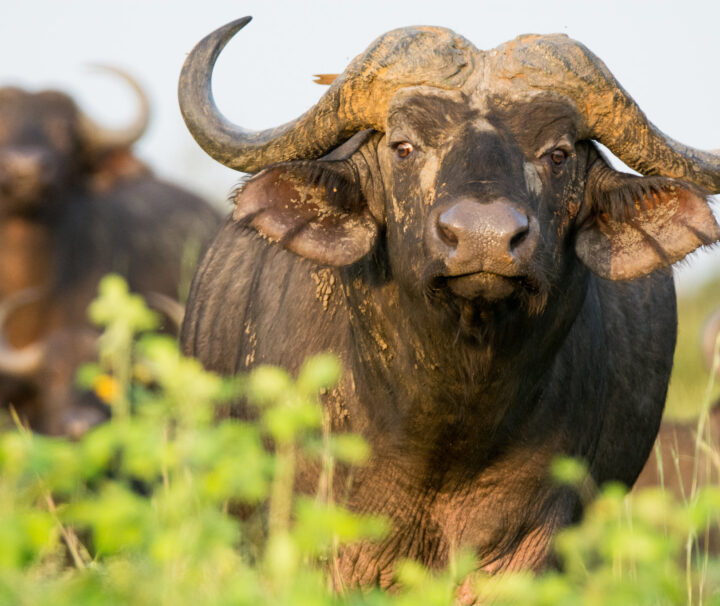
<box><xmin>338</xmin><ymin>252</ymin><xmax>590</xmax><ymax>475</ymax></box>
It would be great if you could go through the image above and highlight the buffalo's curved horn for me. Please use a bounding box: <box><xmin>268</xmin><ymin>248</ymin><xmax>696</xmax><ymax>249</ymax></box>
<box><xmin>178</xmin><ymin>17</ymin><xmax>477</xmax><ymax>173</ymax></box>
<box><xmin>702</xmin><ymin>307</ymin><xmax>720</xmax><ymax>376</ymax></box>
<box><xmin>145</xmin><ymin>292</ymin><xmax>185</xmax><ymax>333</ymax></box>
<box><xmin>0</xmin><ymin>288</ymin><xmax>45</xmax><ymax>377</ymax></box>
<box><xmin>493</xmin><ymin>34</ymin><xmax>720</xmax><ymax>192</ymax></box>
<box><xmin>78</xmin><ymin>65</ymin><xmax>150</xmax><ymax>152</ymax></box>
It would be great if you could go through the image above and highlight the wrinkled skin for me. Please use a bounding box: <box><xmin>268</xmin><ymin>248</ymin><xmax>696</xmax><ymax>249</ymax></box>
<box><xmin>0</xmin><ymin>87</ymin><xmax>221</xmax><ymax>435</ymax></box>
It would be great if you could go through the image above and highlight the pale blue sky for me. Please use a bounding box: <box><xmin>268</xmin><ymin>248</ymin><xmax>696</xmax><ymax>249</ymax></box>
<box><xmin>1</xmin><ymin>0</ymin><xmax>718</xmax><ymax>289</ymax></box>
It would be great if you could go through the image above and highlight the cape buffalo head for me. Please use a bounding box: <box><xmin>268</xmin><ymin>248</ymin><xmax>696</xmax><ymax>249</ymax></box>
<box><xmin>0</xmin><ymin>68</ymin><xmax>150</xmax><ymax>214</ymax></box>
<box><xmin>179</xmin><ymin>18</ymin><xmax>720</xmax><ymax>338</ymax></box>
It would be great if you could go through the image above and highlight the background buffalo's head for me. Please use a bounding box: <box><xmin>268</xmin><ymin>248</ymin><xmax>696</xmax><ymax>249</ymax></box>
<box><xmin>0</xmin><ymin>67</ymin><xmax>149</xmax><ymax>215</ymax></box>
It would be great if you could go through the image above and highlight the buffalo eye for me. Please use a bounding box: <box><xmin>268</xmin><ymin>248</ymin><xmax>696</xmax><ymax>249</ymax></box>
<box><xmin>394</xmin><ymin>141</ymin><xmax>414</xmax><ymax>159</ymax></box>
<box><xmin>550</xmin><ymin>149</ymin><xmax>567</xmax><ymax>165</ymax></box>
<box><xmin>547</xmin><ymin>148</ymin><xmax>568</xmax><ymax>173</ymax></box>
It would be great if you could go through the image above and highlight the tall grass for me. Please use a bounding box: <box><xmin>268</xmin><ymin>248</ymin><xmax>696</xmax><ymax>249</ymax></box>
<box><xmin>665</xmin><ymin>279</ymin><xmax>720</xmax><ymax>420</ymax></box>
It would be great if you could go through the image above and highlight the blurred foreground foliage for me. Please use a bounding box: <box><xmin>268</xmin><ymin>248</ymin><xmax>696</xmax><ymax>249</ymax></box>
<box><xmin>0</xmin><ymin>274</ymin><xmax>719</xmax><ymax>605</ymax></box>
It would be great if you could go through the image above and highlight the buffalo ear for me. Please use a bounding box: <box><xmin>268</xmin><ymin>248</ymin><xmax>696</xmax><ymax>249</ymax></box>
<box><xmin>575</xmin><ymin>167</ymin><xmax>720</xmax><ymax>280</ymax></box>
<box><xmin>232</xmin><ymin>162</ymin><xmax>378</xmax><ymax>266</ymax></box>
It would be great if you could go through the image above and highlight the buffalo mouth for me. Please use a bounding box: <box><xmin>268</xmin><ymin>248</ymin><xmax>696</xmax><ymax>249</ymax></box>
<box><xmin>445</xmin><ymin>271</ymin><xmax>516</xmax><ymax>301</ymax></box>
<box><xmin>0</xmin><ymin>171</ymin><xmax>59</xmax><ymax>211</ymax></box>
<box><xmin>424</xmin><ymin>265</ymin><xmax>549</xmax><ymax>319</ymax></box>
<box><xmin>0</xmin><ymin>178</ymin><xmax>43</xmax><ymax>204</ymax></box>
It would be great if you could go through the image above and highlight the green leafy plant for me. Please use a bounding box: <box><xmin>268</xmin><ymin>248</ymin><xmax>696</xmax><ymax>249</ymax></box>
<box><xmin>0</xmin><ymin>274</ymin><xmax>718</xmax><ymax>605</ymax></box>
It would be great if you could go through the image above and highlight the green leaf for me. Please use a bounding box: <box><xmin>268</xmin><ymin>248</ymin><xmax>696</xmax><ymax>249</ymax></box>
<box><xmin>550</xmin><ymin>456</ymin><xmax>588</xmax><ymax>488</ymax></box>
<box><xmin>293</xmin><ymin>498</ymin><xmax>389</xmax><ymax>556</ymax></box>
<box><xmin>88</xmin><ymin>274</ymin><xmax>159</xmax><ymax>333</ymax></box>
<box><xmin>247</xmin><ymin>365</ymin><xmax>293</xmax><ymax>407</ymax></box>
<box><xmin>297</xmin><ymin>354</ymin><xmax>342</xmax><ymax>395</ymax></box>
<box><xmin>330</xmin><ymin>434</ymin><xmax>371</xmax><ymax>465</ymax></box>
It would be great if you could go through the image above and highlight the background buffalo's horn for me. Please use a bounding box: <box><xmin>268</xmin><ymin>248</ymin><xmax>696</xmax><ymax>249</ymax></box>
<box><xmin>0</xmin><ymin>288</ymin><xmax>45</xmax><ymax>377</ymax></box>
<box><xmin>493</xmin><ymin>34</ymin><xmax>720</xmax><ymax>193</ymax></box>
<box><xmin>145</xmin><ymin>292</ymin><xmax>185</xmax><ymax>333</ymax></box>
<box><xmin>702</xmin><ymin>307</ymin><xmax>720</xmax><ymax>377</ymax></box>
<box><xmin>78</xmin><ymin>65</ymin><xmax>151</xmax><ymax>152</ymax></box>
<box><xmin>178</xmin><ymin>17</ymin><xmax>477</xmax><ymax>173</ymax></box>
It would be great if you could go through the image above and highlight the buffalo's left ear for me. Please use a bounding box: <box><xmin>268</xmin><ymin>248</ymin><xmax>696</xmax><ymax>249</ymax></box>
<box><xmin>575</xmin><ymin>162</ymin><xmax>720</xmax><ymax>280</ymax></box>
<box><xmin>232</xmin><ymin>131</ymin><xmax>380</xmax><ymax>266</ymax></box>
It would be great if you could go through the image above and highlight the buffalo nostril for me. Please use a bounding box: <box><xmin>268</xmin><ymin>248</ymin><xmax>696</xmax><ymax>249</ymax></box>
<box><xmin>437</xmin><ymin>222</ymin><xmax>459</xmax><ymax>248</ymax></box>
<box><xmin>509</xmin><ymin>223</ymin><xmax>530</xmax><ymax>252</ymax></box>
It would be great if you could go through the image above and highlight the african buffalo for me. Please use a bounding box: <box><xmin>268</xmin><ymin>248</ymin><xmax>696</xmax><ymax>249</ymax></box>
<box><xmin>0</xmin><ymin>69</ymin><xmax>221</xmax><ymax>435</ymax></box>
<box><xmin>178</xmin><ymin>17</ymin><xmax>720</xmax><ymax>584</ymax></box>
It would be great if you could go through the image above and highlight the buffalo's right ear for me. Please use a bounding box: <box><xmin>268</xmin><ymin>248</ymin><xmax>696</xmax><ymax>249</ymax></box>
<box><xmin>232</xmin><ymin>132</ymin><xmax>379</xmax><ymax>266</ymax></box>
